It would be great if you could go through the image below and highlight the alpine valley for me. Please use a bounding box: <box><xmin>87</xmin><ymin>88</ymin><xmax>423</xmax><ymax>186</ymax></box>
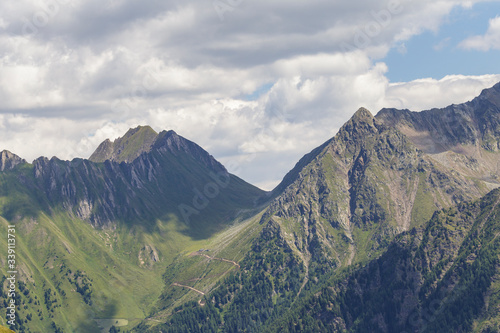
<box><xmin>2</xmin><ymin>82</ymin><xmax>500</xmax><ymax>333</ymax></box>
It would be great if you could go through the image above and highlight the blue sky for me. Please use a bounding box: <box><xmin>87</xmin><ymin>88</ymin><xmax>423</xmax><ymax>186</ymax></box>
<box><xmin>385</xmin><ymin>2</ymin><xmax>500</xmax><ymax>82</ymax></box>
<box><xmin>1</xmin><ymin>0</ymin><xmax>500</xmax><ymax>189</ymax></box>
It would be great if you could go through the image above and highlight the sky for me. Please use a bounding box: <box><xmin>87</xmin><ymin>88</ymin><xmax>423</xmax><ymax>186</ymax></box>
<box><xmin>1</xmin><ymin>0</ymin><xmax>500</xmax><ymax>190</ymax></box>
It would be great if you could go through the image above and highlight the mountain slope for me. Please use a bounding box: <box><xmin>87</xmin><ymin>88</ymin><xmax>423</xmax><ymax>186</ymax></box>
<box><xmin>260</xmin><ymin>83</ymin><xmax>500</xmax><ymax>277</ymax></box>
<box><xmin>260</xmin><ymin>106</ymin><xmax>490</xmax><ymax>277</ymax></box>
<box><xmin>0</xmin><ymin>128</ymin><xmax>266</xmax><ymax>332</ymax></box>
<box><xmin>377</xmin><ymin>82</ymin><xmax>500</xmax><ymax>153</ymax></box>
<box><xmin>268</xmin><ymin>187</ymin><xmax>500</xmax><ymax>332</ymax></box>
<box><xmin>14</xmin><ymin>127</ymin><xmax>265</xmax><ymax>236</ymax></box>
<box><xmin>142</xmin><ymin>82</ymin><xmax>500</xmax><ymax>333</ymax></box>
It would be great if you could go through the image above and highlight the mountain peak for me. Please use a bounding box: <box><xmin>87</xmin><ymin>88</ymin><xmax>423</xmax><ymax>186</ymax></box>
<box><xmin>0</xmin><ymin>150</ymin><xmax>26</xmax><ymax>171</ymax></box>
<box><xmin>272</xmin><ymin>107</ymin><xmax>378</xmax><ymax>197</ymax></box>
<box><xmin>124</xmin><ymin>125</ymin><xmax>157</xmax><ymax>138</ymax></box>
<box><xmin>153</xmin><ymin>129</ymin><xmax>227</xmax><ymax>173</ymax></box>
<box><xmin>89</xmin><ymin>125</ymin><xmax>158</xmax><ymax>163</ymax></box>
<box><xmin>477</xmin><ymin>81</ymin><xmax>500</xmax><ymax>107</ymax></box>
<box><xmin>88</xmin><ymin>126</ymin><xmax>226</xmax><ymax>173</ymax></box>
<box><xmin>345</xmin><ymin>107</ymin><xmax>376</xmax><ymax>129</ymax></box>
<box><xmin>336</xmin><ymin>107</ymin><xmax>378</xmax><ymax>142</ymax></box>
<box><xmin>352</xmin><ymin>107</ymin><xmax>374</xmax><ymax>121</ymax></box>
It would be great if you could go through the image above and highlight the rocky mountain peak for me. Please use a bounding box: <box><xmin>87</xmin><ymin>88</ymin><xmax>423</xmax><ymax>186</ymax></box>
<box><xmin>477</xmin><ymin>81</ymin><xmax>500</xmax><ymax>107</ymax></box>
<box><xmin>272</xmin><ymin>107</ymin><xmax>379</xmax><ymax>196</ymax></box>
<box><xmin>342</xmin><ymin>107</ymin><xmax>377</xmax><ymax>132</ymax></box>
<box><xmin>334</xmin><ymin>107</ymin><xmax>380</xmax><ymax>152</ymax></box>
<box><xmin>351</xmin><ymin>107</ymin><xmax>374</xmax><ymax>122</ymax></box>
<box><xmin>0</xmin><ymin>150</ymin><xmax>26</xmax><ymax>171</ymax></box>
<box><xmin>89</xmin><ymin>125</ymin><xmax>158</xmax><ymax>163</ymax></box>
<box><xmin>89</xmin><ymin>126</ymin><xmax>227</xmax><ymax>174</ymax></box>
<box><xmin>153</xmin><ymin>129</ymin><xmax>227</xmax><ymax>173</ymax></box>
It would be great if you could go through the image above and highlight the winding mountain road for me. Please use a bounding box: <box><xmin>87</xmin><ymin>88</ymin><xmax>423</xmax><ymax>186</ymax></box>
<box><xmin>197</xmin><ymin>253</ymin><xmax>240</xmax><ymax>268</ymax></box>
<box><xmin>171</xmin><ymin>282</ymin><xmax>205</xmax><ymax>295</ymax></box>
<box><xmin>171</xmin><ymin>252</ymin><xmax>240</xmax><ymax>307</ymax></box>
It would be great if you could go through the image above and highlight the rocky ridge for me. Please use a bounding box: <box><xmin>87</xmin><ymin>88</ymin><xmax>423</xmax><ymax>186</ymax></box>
<box><xmin>3</xmin><ymin>127</ymin><xmax>264</xmax><ymax>233</ymax></box>
<box><xmin>260</xmin><ymin>83</ymin><xmax>500</xmax><ymax>277</ymax></box>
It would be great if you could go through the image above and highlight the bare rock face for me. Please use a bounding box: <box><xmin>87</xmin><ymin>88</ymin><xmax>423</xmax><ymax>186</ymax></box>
<box><xmin>376</xmin><ymin>82</ymin><xmax>500</xmax><ymax>152</ymax></box>
<box><xmin>376</xmin><ymin>82</ymin><xmax>500</xmax><ymax>175</ymax></box>
<box><xmin>261</xmin><ymin>83</ymin><xmax>500</xmax><ymax>273</ymax></box>
<box><xmin>138</xmin><ymin>245</ymin><xmax>160</xmax><ymax>268</ymax></box>
<box><xmin>0</xmin><ymin>150</ymin><xmax>26</xmax><ymax>171</ymax></box>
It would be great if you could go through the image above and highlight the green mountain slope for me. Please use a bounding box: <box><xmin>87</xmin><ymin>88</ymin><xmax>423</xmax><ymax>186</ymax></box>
<box><xmin>268</xmin><ymin>187</ymin><xmax>500</xmax><ymax>332</ymax></box>
<box><xmin>19</xmin><ymin>128</ymin><xmax>264</xmax><ymax>237</ymax></box>
<box><xmin>261</xmin><ymin>105</ymin><xmax>492</xmax><ymax>280</ymax></box>
<box><xmin>139</xmin><ymin>82</ymin><xmax>500</xmax><ymax>332</ymax></box>
<box><xmin>0</xmin><ymin>129</ymin><xmax>266</xmax><ymax>332</ymax></box>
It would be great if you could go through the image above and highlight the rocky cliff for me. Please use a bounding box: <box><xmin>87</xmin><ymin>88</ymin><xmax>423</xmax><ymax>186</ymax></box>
<box><xmin>377</xmin><ymin>82</ymin><xmax>500</xmax><ymax>186</ymax></box>
<box><xmin>261</xmin><ymin>104</ymin><xmax>492</xmax><ymax>274</ymax></box>
<box><xmin>0</xmin><ymin>150</ymin><xmax>26</xmax><ymax>171</ymax></box>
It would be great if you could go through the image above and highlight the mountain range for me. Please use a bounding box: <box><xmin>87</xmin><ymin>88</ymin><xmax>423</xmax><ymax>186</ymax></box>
<box><xmin>1</xmin><ymin>82</ymin><xmax>500</xmax><ymax>332</ymax></box>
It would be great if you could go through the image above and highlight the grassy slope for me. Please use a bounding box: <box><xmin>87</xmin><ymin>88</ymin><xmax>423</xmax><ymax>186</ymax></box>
<box><xmin>0</xmin><ymin>157</ymin><xmax>266</xmax><ymax>332</ymax></box>
<box><xmin>0</xmin><ymin>203</ymin><xmax>267</xmax><ymax>332</ymax></box>
<box><xmin>143</xmin><ymin>210</ymin><xmax>267</xmax><ymax>327</ymax></box>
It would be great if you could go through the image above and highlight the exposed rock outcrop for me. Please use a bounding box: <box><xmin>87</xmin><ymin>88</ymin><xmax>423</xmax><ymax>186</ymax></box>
<box><xmin>0</xmin><ymin>150</ymin><xmax>26</xmax><ymax>171</ymax></box>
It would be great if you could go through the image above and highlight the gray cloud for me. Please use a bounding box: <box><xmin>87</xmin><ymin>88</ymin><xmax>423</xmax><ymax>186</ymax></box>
<box><xmin>0</xmin><ymin>0</ymin><xmax>499</xmax><ymax>189</ymax></box>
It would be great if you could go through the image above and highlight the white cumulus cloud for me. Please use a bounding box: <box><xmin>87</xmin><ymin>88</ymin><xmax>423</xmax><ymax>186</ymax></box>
<box><xmin>459</xmin><ymin>16</ymin><xmax>500</xmax><ymax>51</ymax></box>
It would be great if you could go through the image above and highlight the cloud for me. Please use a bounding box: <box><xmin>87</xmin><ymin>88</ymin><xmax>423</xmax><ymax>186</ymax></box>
<box><xmin>433</xmin><ymin>37</ymin><xmax>451</xmax><ymax>51</ymax></box>
<box><xmin>0</xmin><ymin>0</ymin><xmax>499</xmax><ymax>189</ymax></box>
<box><xmin>2</xmin><ymin>70</ymin><xmax>498</xmax><ymax>191</ymax></box>
<box><xmin>384</xmin><ymin>74</ymin><xmax>500</xmax><ymax>110</ymax></box>
<box><xmin>459</xmin><ymin>16</ymin><xmax>500</xmax><ymax>50</ymax></box>
<box><xmin>0</xmin><ymin>0</ymin><xmax>492</xmax><ymax>114</ymax></box>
